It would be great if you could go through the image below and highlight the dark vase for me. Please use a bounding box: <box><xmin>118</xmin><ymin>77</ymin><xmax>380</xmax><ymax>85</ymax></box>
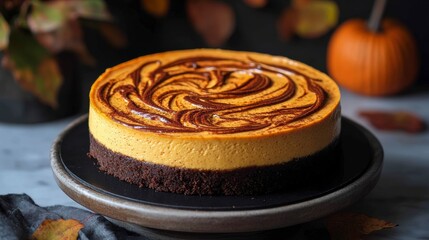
<box><xmin>0</xmin><ymin>51</ymin><xmax>81</xmax><ymax>123</ymax></box>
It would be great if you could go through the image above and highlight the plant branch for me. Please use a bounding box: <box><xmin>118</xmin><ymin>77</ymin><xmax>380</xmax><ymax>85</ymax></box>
<box><xmin>368</xmin><ymin>0</ymin><xmax>387</xmax><ymax>32</ymax></box>
<box><xmin>15</xmin><ymin>0</ymin><xmax>31</xmax><ymax>28</ymax></box>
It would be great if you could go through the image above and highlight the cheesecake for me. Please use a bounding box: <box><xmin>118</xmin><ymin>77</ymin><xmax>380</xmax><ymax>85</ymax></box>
<box><xmin>88</xmin><ymin>49</ymin><xmax>341</xmax><ymax>195</ymax></box>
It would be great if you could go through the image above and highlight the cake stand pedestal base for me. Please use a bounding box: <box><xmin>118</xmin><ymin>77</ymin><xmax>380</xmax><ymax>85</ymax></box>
<box><xmin>109</xmin><ymin>218</ymin><xmax>309</xmax><ymax>240</ymax></box>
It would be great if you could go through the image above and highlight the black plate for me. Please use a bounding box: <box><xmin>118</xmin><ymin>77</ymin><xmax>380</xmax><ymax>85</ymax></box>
<box><xmin>59</xmin><ymin>117</ymin><xmax>371</xmax><ymax>211</ymax></box>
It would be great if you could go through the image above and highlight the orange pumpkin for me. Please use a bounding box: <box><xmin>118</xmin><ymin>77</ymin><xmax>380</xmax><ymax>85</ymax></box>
<box><xmin>327</xmin><ymin>19</ymin><xmax>419</xmax><ymax>96</ymax></box>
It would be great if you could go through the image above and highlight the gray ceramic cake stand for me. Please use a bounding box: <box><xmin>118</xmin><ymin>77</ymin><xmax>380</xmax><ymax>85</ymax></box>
<box><xmin>51</xmin><ymin>115</ymin><xmax>383</xmax><ymax>239</ymax></box>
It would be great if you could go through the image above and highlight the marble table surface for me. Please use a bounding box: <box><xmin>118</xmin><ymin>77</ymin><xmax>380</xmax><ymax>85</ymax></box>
<box><xmin>1</xmin><ymin>89</ymin><xmax>428</xmax><ymax>239</ymax></box>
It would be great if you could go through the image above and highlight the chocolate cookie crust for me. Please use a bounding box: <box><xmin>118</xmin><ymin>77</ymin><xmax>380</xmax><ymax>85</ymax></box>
<box><xmin>89</xmin><ymin>134</ymin><xmax>341</xmax><ymax>196</ymax></box>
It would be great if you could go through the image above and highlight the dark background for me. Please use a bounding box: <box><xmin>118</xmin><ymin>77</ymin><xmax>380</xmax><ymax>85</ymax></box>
<box><xmin>80</xmin><ymin>0</ymin><xmax>429</xmax><ymax>111</ymax></box>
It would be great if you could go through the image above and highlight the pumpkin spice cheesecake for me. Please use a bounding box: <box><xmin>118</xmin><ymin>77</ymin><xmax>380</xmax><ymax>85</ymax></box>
<box><xmin>88</xmin><ymin>49</ymin><xmax>341</xmax><ymax>195</ymax></box>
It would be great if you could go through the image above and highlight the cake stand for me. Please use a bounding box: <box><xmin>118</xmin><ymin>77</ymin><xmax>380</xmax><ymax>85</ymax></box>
<box><xmin>51</xmin><ymin>115</ymin><xmax>383</xmax><ymax>239</ymax></box>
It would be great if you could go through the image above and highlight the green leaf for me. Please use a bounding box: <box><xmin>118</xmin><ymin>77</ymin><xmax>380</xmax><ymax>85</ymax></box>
<box><xmin>73</xmin><ymin>0</ymin><xmax>112</xmax><ymax>21</ymax></box>
<box><xmin>0</xmin><ymin>13</ymin><xmax>10</xmax><ymax>50</ymax></box>
<box><xmin>28</xmin><ymin>0</ymin><xmax>65</xmax><ymax>32</ymax></box>
<box><xmin>8</xmin><ymin>30</ymin><xmax>47</xmax><ymax>68</ymax></box>
<box><xmin>8</xmin><ymin>29</ymin><xmax>62</xmax><ymax>108</ymax></box>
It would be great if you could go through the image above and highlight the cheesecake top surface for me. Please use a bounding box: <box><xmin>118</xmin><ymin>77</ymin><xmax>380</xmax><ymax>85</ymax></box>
<box><xmin>90</xmin><ymin>49</ymin><xmax>340</xmax><ymax>138</ymax></box>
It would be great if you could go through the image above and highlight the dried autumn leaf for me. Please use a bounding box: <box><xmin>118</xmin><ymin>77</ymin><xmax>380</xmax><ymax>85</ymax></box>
<box><xmin>325</xmin><ymin>212</ymin><xmax>397</xmax><ymax>240</ymax></box>
<box><xmin>36</xmin><ymin>58</ymin><xmax>63</xmax><ymax>107</ymax></box>
<box><xmin>277</xmin><ymin>7</ymin><xmax>299</xmax><ymax>41</ymax></box>
<box><xmin>11</xmin><ymin>57</ymin><xmax>62</xmax><ymax>108</ymax></box>
<box><xmin>32</xmin><ymin>218</ymin><xmax>84</xmax><ymax>240</ymax></box>
<box><xmin>0</xmin><ymin>13</ymin><xmax>10</xmax><ymax>50</ymax></box>
<box><xmin>187</xmin><ymin>0</ymin><xmax>235</xmax><ymax>47</ymax></box>
<box><xmin>243</xmin><ymin>0</ymin><xmax>267</xmax><ymax>8</ymax></box>
<box><xmin>295</xmin><ymin>0</ymin><xmax>339</xmax><ymax>39</ymax></box>
<box><xmin>8</xmin><ymin>29</ymin><xmax>62</xmax><ymax>108</ymax></box>
<box><xmin>141</xmin><ymin>0</ymin><xmax>170</xmax><ymax>17</ymax></box>
<box><xmin>28</xmin><ymin>0</ymin><xmax>65</xmax><ymax>33</ymax></box>
<box><xmin>359</xmin><ymin>110</ymin><xmax>426</xmax><ymax>133</ymax></box>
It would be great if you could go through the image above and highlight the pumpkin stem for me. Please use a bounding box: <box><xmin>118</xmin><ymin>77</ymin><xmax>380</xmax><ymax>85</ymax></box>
<box><xmin>368</xmin><ymin>0</ymin><xmax>387</xmax><ymax>32</ymax></box>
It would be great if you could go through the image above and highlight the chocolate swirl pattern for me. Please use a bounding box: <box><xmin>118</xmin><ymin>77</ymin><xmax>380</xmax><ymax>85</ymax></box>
<box><xmin>96</xmin><ymin>56</ymin><xmax>327</xmax><ymax>134</ymax></box>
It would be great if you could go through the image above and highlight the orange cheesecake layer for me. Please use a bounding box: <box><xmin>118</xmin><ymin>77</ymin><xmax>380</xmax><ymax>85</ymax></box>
<box><xmin>89</xmin><ymin>49</ymin><xmax>341</xmax><ymax>171</ymax></box>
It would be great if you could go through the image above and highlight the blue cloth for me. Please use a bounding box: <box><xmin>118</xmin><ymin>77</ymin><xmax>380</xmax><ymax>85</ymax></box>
<box><xmin>0</xmin><ymin>194</ymin><xmax>138</xmax><ymax>240</ymax></box>
<box><xmin>0</xmin><ymin>194</ymin><xmax>331</xmax><ymax>240</ymax></box>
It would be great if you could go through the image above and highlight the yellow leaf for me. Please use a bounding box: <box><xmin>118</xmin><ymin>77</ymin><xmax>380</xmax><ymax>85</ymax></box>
<box><xmin>141</xmin><ymin>0</ymin><xmax>170</xmax><ymax>17</ymax></box>
<box><xmin>325</xmin><ymin>212</ymin><xmax>397</xmax><ymax>240</ymax></box>
<box><xmin>32</xmin><ymin>219</ymin><xmax>84</xmax><ymax>240</ymax></box>
<box><xmin>295</xmin><ymin>0</ymin><xmax>339</xmax><ymax>39</ymax></box>
<box><xmin>0</xmin><ymin>13</ymin><xmax>10</xmax><ymax>50</ymax></box>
